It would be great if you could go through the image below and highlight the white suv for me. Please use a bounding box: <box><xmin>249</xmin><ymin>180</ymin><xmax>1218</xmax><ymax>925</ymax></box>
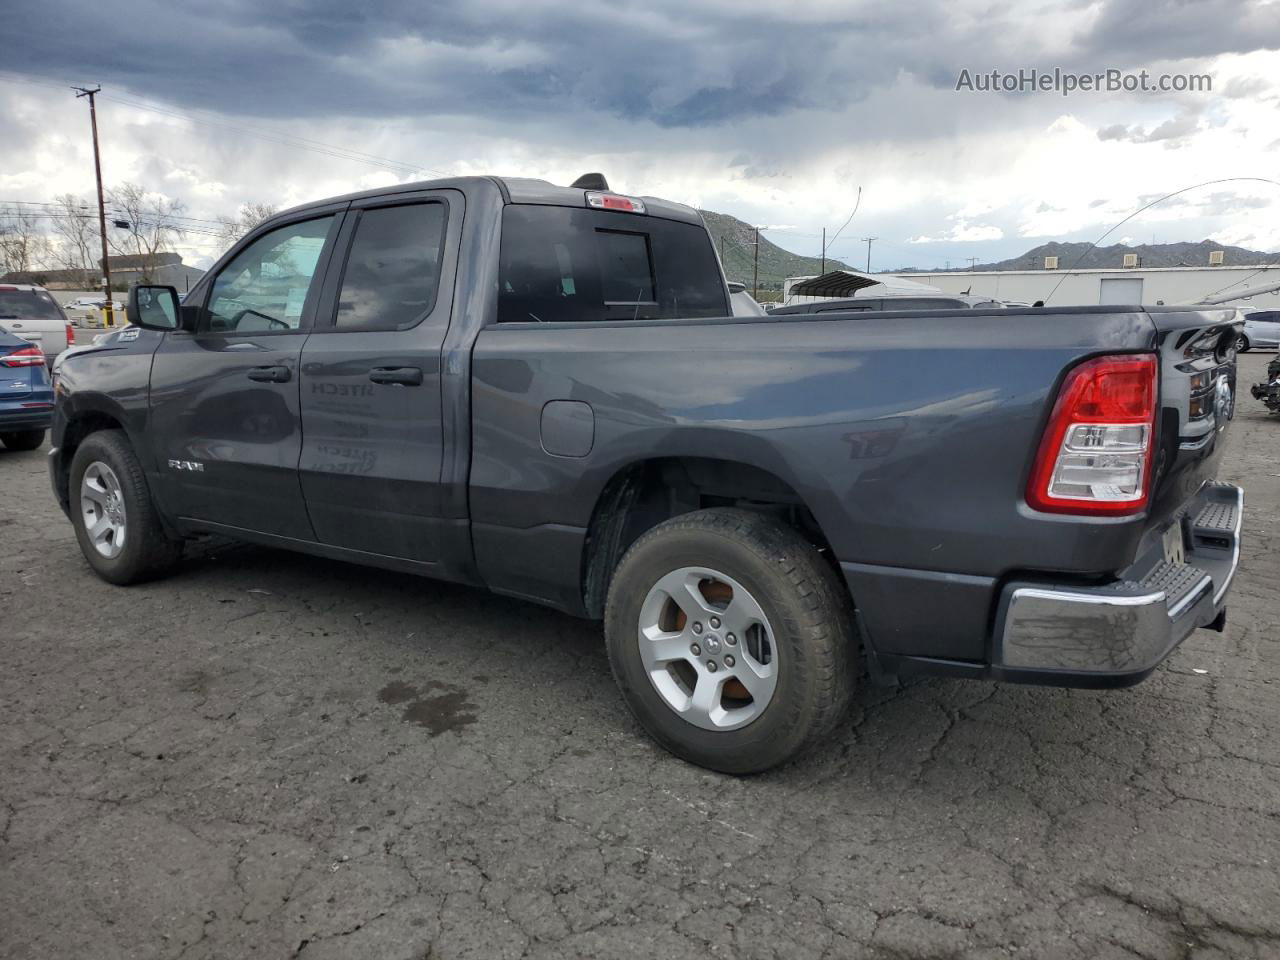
<box><xmin>0</xmin><ymin>284</ymin><xmax>74</xmax><ymax>362</ymax></box>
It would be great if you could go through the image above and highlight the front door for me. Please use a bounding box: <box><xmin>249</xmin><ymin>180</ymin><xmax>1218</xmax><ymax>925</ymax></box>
<box><xmin>149</xmin><ymin>212</ymin><xmax>342</xmax><ymax>539</ymax></box>
<box><xmin>298</xmin><ymin>191</ymin><xmax>460</xmax><ymax>563</ymax></box>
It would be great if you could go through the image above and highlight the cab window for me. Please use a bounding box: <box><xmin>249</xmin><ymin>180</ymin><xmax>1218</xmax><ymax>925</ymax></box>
<box><xmin>334</xmin><ymin>203</ymin><xmax>447</xmax><ymax>331</ymax></box>
<box><xmin>497</xmin><ymin>206</ymin><xmax>727</xmax><ymax>323</ymax></box>
<box><xmin>205</xmin><ymin>216</ymin><xmax>335</xmax><ymax>333</ymax></box>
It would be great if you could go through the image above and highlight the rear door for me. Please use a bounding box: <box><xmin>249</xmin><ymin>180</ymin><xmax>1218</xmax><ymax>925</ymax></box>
<box><xmin>149</xmin><ymin>211</ymin><xmax>343</xmax><ymax>539</ymax></box>
<box><xmin>297</xmin><ymin>189</ymin><xmax>462</xmax><ymax>564</ymax></box>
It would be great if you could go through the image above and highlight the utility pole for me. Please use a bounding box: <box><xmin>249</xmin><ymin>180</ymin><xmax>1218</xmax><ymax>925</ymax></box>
<box><xmin>752</xmin><ymin>226</ymin><xmax>760</xmax><ymax>300</ymax></box>
<box><xmin>820</xmin><ymin>227</ymin><xmax>826</xmax><ymax>276</ymax></box>
<box><xmin>73</xmin><ymin>84</ymin><xmax>114</xmax><ymax>327</ymax></box>
<box><xmin>966</xmin><ymin>257</ymin><xmax>979</xmax><ymax>270</ymax></box>
<box><xmin>861</xmin><ymin>237</ymin><xmax>877</xmax><ymax>273</ymax></box>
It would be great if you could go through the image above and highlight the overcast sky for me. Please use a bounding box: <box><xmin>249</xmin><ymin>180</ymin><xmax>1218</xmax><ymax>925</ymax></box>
<box><xmin>2</xmin><ymin>0</ymin><xmax>1278</xmax><ymax>272</ymax></box>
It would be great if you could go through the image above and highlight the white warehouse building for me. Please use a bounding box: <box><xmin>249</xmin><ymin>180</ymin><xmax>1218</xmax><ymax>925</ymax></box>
<box><xmin>885</xmin><ymin>263</ymin><xmax>1280</xmax><ymax>309</ymax></box>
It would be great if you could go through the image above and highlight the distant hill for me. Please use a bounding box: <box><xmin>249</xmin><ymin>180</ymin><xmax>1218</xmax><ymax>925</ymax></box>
<box><xmin>699</xmin><ymin>209</ymin><xmax>849</xmax><ymax>297</ymax></box>
<box><xmin>898</xmin><ymin>240</ymin><xmax>1279</xmax><ymax>273</ymax></box>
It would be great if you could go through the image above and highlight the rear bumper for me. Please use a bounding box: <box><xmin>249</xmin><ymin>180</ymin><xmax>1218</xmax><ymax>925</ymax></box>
<box><xmin>0</xmin><ymin>409</ymin><xmax>53</xmax><ymax>432</ymax></box>
<box><xmin>992</xmin><ymin>481</ymin><xmax>1242</xmax><ymax>687</ymax></box>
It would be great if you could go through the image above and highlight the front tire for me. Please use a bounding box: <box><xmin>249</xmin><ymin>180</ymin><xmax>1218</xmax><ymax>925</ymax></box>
<box><xmin>1</xmin><ymin>430</ymin><xmax>45</xmax><ymax>451</ymax></box>
<box><xmin>69</xmin><ymin>430</ymin><xmax>183</xmax><ymax>585</ymax></box>
<box><xmin>604</xmin><ymin>508</ymin><xmax>855</xmax><ymax>774</ymax></box>
<box><xmin>1237</xmin><ymin>334</ymin><xmax>1251</xmax><ymax>352</ymax></box>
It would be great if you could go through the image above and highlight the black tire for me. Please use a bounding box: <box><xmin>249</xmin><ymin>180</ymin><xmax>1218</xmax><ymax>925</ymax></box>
<box><xmin>0</xmin><ymin>429</ymin><xmax>45</xmax><ymax>451</ymax></box>
<box><xmin>69</xmin><ymin>430</ymin><xmax>183</xmax><ymax>585</ymax></box>
<box><xmin>1237</xmin><ymin>334</ymin><xmax>1250</xmax><ymax>352</ymax></box>
<box><xmin>604</xmin><ymin>508</ymin><xmax>855</xmax><ymax>774</ymax></box>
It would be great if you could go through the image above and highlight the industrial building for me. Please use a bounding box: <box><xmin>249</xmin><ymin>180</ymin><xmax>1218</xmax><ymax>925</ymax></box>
<box><xmin>886</xmin><ymin>263</ymin><xmax>1280</xmax><ymax>309</ymax></box>
<box><xmin>782</xmin><ymin>263</ymin><xmax>1280</xmax><ymax>309</ymax></box>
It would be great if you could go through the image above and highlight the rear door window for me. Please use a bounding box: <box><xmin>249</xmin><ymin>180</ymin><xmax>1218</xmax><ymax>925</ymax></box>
<box><xmin>334</xmin><ymin>202</ymin><xmax>447</xmax><ymax>331</ymax></box>
<box><xmin>497</xmin><ymin>206</ymin><xmax>727</xmax><ymax>323</ymax></box>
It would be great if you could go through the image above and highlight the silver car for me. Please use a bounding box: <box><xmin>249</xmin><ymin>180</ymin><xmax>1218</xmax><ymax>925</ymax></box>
<box><xmin>1238</xmin><ymin>308</ymin><xmax>1280</xmax><ymax>352</ymax></box>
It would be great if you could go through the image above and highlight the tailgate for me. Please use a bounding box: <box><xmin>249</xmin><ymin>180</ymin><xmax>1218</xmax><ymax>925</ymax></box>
<box><xmin>1140</xmin><ymin>306</ymin><xmax>1241</xmax><ymax>543</ymax></box>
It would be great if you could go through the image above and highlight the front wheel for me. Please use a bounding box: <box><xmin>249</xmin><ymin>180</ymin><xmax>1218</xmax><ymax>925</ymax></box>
<box><xmin>1236</xmin><ymin>334</ymin><xmax>1251</xmax><ymax>352</ymax></box>
<box><xmin>604</xmin><ymin>508</ymin><xmax>855</xmax><ymax>774</ymax></box>
<box><xmin>0</xmin><ymin>430</ymin><xmax>45</xmax><ymax>451</ymax></box>
<box><xmin>69</xmin><ymin>430</ymin><xmax>183</xmax><ymax>584</ymax></box>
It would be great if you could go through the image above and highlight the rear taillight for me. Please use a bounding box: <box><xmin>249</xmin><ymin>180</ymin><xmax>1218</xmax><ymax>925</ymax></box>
<box><xmin>1</xmin><ymin>345</ymin><xmax>46</xmax><ymax>368</ymax></box>
<box><xmin>1026</xmin><ymin>354</ymin><xmax>1158</xmax><ymax>515</ymax></box>
<box><xmin>66</xmin><ymin>322</ymin><xmax>75</xmax><ymax>346</ymax></box>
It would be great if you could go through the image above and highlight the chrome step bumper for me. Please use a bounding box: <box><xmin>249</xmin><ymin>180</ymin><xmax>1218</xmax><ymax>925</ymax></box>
<box><xmin>993</xmin><ymin>482</ymin><xmax>1242</xmax><ymax>686</ymax></box>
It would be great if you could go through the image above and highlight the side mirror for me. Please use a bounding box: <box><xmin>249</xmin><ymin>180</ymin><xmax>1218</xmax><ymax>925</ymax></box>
<box><xmin>127</xmin><ymin>284</ymin><xmax>182</xmax><ymax>331</ymax></box>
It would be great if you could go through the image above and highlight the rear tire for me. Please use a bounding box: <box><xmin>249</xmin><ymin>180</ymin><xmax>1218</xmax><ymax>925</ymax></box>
<box><xmin>69</xmin><ymin>430</ymin><xmax>183</xmax><ymax>585</ymax></box>
<box><xmin>604</xmin><ymin>508</ymin><xmax>855</xmax><ymax>774</ymax></box>
<box><xmin>1236</xmin><ymin>334</ymin><xmax>1251</xmax><ymax>352</ymax></box>
<box><xmin>0</xmin><ymin>430</ymin><xmax>45</xmax><ymax>451</ymax></box>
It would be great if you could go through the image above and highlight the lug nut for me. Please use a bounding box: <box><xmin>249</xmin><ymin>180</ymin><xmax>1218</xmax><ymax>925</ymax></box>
<box><xmin>692</xmin><ymin>622</ymin><xmax>703</xmax><ymax>635</ymax></box>
<box><xmin>690</xmin><ymin>643</ymin><xmax>701</xmax><ymax>656</ymax></box>
<box><xmin>710</xmin><ymin>616</ymin><xmax>721</xmax><ymax>629</ymax></box>
<box><xmin>706</xmin><ymin>660</ymin><xmax>718</xmax><ymax>672</ymax></box>
<box><xmin>725</xmin><ymin>655</ymin><xmax>735</xmax><ymax>667</ymax></box>
<box><xmin>726</xmin><ymin>633</ymin><xmax>737</xmax><ymax>645</ymax></box>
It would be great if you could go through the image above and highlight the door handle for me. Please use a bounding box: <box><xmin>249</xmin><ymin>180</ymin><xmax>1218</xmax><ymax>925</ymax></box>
<box><xmin>247</xmin><ymin>365</ymin><xmax>291</xmax><ymax>383</ymax></box>
<box><xmin>369</xmin><ymin>366</ymin><xmax>423</xmax><ymax>386</ymax></box>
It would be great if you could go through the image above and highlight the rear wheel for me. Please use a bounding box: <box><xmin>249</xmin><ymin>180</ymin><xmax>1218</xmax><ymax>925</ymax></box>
<box><xmin>69</xmin><ymin>430</ymin><xmax>183</xmax><ymax>584</ymax></box>
<box><xmin>0</xmin><ymin>430</ymin><xmax>45</xmax><ymax>451</ymax></box>
<box><xmin>1236</xmin><ymin>334</ymin><xmax>1251</xmax><ymax>352</ymax></box>
<box><xmin>604</xmin><ymin>508</ymin><xmax>855</xmax><ymax>774</ymax></box>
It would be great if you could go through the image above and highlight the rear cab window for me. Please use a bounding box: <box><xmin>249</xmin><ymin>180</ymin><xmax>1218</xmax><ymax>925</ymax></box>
<box><xmin>497</xmin><ymin>206</ymin><xmax>727</xmax><ymax>323</ymax></box>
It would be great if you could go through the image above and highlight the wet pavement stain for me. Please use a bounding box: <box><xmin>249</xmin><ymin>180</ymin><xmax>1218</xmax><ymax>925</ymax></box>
<box><xmin>376</xmin><ymin>680</ymin><xmax>418</xmax><ymax>705</ymax></box>
<box><xmin>377</xmin><ymin>680</ymin><xmax>478</xmax><ymax>736</ymax></box>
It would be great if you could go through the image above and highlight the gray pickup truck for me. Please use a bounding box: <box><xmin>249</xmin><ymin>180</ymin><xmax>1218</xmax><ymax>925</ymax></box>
<box><xmin>49</xmin><ymin>174</ymin><xmax>1244</xmax><ymax>773</ymax></box>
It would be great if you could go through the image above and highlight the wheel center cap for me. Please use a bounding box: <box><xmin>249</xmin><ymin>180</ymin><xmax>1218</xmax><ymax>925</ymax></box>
<box><xmin>704</xmin><ymin>635</ymin><xmax>722</xmax><ymax>653</ymax></box>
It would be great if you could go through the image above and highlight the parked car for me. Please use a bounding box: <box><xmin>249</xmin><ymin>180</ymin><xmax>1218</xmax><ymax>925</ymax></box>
<box><xmin>49</xmin><ymin>174</ymin><xmax>1244</xmax><ymax>773</ymax></box>
<box><xmin>1236</xmin><ymin>308</ymin><xmax>1280</xmax><ymax>352</ymax></box>
<box><xmin>63</xmin><ymin>296</ymin><xmax>103</xmax><ymax>311</ymax></box>
<box><xmin>0</xmin><ymin>284</ymin><xmax>74</xmax><ymax>363</ymax></box>
<box><xmin>0</xmin><ymin>328</ymin><xmax>54</xmax><ymax>450</ymax></box>
<box><xmin>769</xmin><ymin>293</ymin><xmax>1005</xmax><ymax>315</ymax></box>
<box><xmin>65</xmin><ymin>298</ymin><xmax>124</xmax><ymax>329</ymax></box>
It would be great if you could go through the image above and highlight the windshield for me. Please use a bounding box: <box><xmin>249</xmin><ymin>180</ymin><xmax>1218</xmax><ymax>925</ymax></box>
<box><xmin>0</xmin><ymin>289</ymin><xmax>65</xmax><ymax>322</ymax></box>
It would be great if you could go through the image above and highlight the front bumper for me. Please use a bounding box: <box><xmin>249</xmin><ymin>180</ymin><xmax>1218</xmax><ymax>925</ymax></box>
<box><xmin>992</xmin><ymin>481</ymin><xmax>1242</xmax><ymax>687</ymax></box>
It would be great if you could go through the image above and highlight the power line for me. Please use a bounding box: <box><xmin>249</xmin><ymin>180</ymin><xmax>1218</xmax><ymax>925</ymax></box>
<box><xmin>98</xmin><ymin>91</ymin><xmax>450</xmax><ymax>179</ymax></box>
<box><xmin>826</xmin><ymin>187</ymin><xmax>863</xmax><ymax>253</ymax></box>
<box><xmin>1043</xmin><ymin>176</ymin><xmax>1280</xmax><ymax>304</ymax></box>
<box><xmin>0</xmin><ymin>71</ymin><xmax>451</xmax><ymax>181</ymax></box>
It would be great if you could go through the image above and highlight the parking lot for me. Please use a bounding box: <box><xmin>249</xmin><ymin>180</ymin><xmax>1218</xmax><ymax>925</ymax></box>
<box><xmin>1</xmin><ymin>352</ymin><xmax>1277</xmax><ymax>960</ymax></box>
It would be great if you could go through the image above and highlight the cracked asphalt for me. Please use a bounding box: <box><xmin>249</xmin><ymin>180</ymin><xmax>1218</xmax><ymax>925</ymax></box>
<box><xmin>2</xmin><ymin>352</ymin><xmax>1278</xmax><ymax>960</ymax></box>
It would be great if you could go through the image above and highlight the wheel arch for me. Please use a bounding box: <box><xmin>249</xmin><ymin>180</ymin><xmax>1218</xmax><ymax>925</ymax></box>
<box><xmin>579</xmin><ymin>455</ymin><xmax>841</xmax><ymax>619</ymax></box>
<box><xmin>52</xmin><ymin>397</ymin><xmax>134</xmax><ymax>513</ymax></box>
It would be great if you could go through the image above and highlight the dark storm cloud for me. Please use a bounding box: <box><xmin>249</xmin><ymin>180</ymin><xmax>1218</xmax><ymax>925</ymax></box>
<box><xmin>1074</xmin><ymin>0</ymin><xmax>1280</xmax><ymax>62</ymax></box>
<box><xmin>3</xmin><ymin>0</ymin><xmax>1275</xmax><ymax>128</ymax></box>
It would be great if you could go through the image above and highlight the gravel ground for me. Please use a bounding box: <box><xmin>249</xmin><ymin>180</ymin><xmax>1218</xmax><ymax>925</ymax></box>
<box><xmin>2</xmin><ymin>353</ymin><xmax>1278</xmax><ymax>960</ymax></box>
